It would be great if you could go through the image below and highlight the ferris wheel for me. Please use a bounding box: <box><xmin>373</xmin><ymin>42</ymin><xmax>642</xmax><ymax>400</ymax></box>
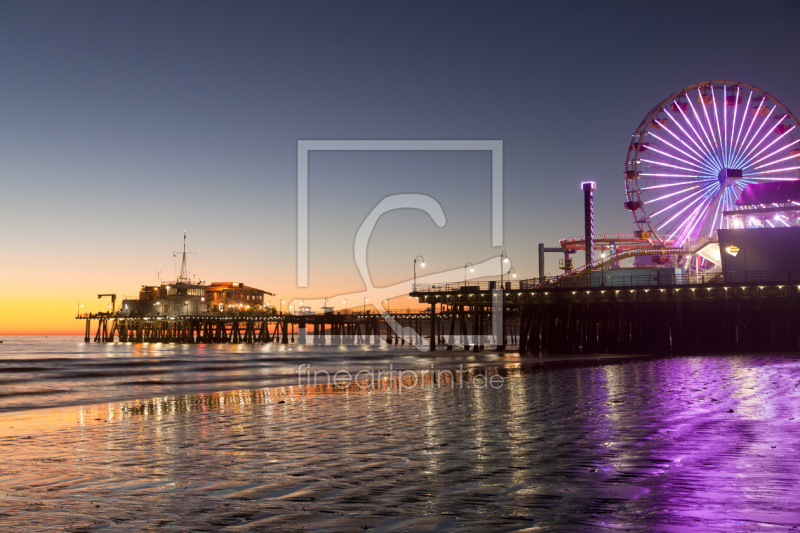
<box><xmin>624</xmin><ymin>80</ymin><xmax>800</xmax><ymax>247</ymax></box>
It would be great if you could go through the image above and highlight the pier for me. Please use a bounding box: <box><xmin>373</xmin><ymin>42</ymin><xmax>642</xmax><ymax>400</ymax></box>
<box><xmin>79</xmin><ymin>271</ymin><xmax>800</xmax><ymax>355</ymax></box>
<box><xmin>412</xmin><ymin>272</ymin><xmax>800</xmax><ymax>355</ymax></box>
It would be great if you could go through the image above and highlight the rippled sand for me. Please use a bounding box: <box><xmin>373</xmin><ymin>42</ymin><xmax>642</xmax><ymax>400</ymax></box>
<box><xmin>1</xmin><ymin>354</ymin><xmax>800</xmax><ymax>531</ymax></box>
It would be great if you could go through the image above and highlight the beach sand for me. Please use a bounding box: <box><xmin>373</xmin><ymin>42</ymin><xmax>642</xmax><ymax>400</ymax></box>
<box><xmin>1</xmin><ymin>353</ymin><xmax>800</xmax><ymax>531</ymax></box>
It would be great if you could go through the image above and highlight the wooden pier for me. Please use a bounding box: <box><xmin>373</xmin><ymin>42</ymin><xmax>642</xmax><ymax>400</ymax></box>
<box><xmin>411</xmin><ymin>275</ymin><xmax>800</xmax><ymax>355</ymax></box>
<box><xmin>79</xmin><ymin>275</ymin><xmax>800</xmax><ymax>354</ymax></box>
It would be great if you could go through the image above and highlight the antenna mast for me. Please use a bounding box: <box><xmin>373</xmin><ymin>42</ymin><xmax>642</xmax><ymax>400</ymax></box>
<box><xmin>179</xmin><ymin>230</ymin><xmax>188</xmax><ymax>283</ymax></box>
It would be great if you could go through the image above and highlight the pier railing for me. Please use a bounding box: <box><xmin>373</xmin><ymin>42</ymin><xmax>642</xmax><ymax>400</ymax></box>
<box><xmin>413</xmin><ymin>270</ymin><xmax>800</xmax><ymax>292</ymax></box>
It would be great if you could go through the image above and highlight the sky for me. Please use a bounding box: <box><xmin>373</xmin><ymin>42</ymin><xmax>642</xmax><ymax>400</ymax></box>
<box><xmin>2</xmin><ymin>0</ymin><xmax>800</xmax><ymax>334</ymax></box>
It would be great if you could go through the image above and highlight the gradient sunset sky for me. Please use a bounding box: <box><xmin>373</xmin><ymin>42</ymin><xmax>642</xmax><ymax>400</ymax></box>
<box><xmin>2</xmin><ymin>1</ymin><xmax>799</xmax><ymax>334</ymax></box>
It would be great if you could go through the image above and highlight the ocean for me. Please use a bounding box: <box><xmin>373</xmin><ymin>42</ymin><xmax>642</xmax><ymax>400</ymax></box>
<box><xmin>2</xmin><ymin>336</ymin><xmax>800</xmax><ymax>530</ymax></box>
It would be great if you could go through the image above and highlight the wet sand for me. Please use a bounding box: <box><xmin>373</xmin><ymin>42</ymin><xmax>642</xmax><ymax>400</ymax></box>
<box><xmin>1</xmin><ymin>353</ymin><xmax>800</xmax><ymax>531</ymax></box>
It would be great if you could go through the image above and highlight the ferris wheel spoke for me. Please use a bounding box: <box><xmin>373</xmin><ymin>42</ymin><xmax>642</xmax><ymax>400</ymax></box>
<box><xmin>731</xmin><ymin>98</ymin><xmax>772</xmax><ymax>169</ymax></box>
<box><xmin>648</xmin><ymin>131</ymin><xmax>714</xmax><ymax>170</ymax></box>
<box><xmin>723</xmin><ymin>86</ymin><xmax>729</xmax><ymax>167</ymax></box>
<box><xmin>731</xmin><ymin>94</ymin><xmax>763</xmax><ymax>166</ymax></box>
<box><xmin>707</xmin><ymin>188</ymin><xmax>728</xmax><ymax>237</ymax></box>
<box><xmin>655</xmin><ymin>184</ymin><xmax>717</xmax><ymax>230</ymax></box>
<box><xmin>686</xmin><ymin>94</ymin><xmax>720</xmax><ymax>165</ymax></box>
<box><xmin>640</xmin><ymin>173</ymin><xmax>711</xmax><ymax>178</ymax></box>
<box><xmin>733</xmin><ymin>106</ymin><xmax>779</xmax><ymax>168</ymax></box>
<box><xmin>639</xmin><ymin>180</ymin><xmax>713</xmax><ymax>190</ymax></box>
<box><xmin>752</xmin><ymin>143</ymin><xmax>800</xmax><ymax>170</ymax></box>
<box><xmin>712</xmin><ymin>88</ymin><xmax>726</xmax><ymax>166</ymax></box>
<box><xmin>675</xmin><ymin>196</ymin><xmax>715</xmax><ymax>246</ymax></box>
<box><xmin>744</xmin><ymin>166</ymin><xmax>800</xmax><ymax>176</ymax></box>
<box><xmin>664</xmin><ymin>105</ymin><xmax>711</xmax><ymax>159</ymax></box>
<box><xmin>640</xmin><ymin>158</ymin><xmax>709</xmax><ymax>174</ymax></box>
<box><xmin>649</xmin><ymin>185</ymin><xmax>711</xmax><ymax>219</ymax></box>
<box><xmin>643</xmin><ymin>185</ymin><xmax>701</xmax><ymax>204</ymax></box>
<box><xmin>677</xmin><ymin>100</ymin><xmax>715</xmax><ymax>158</ymax></box>
<box><xmin>657</xmin><ymin>109</ymin><xmax>709</xmax><ymax>162</ymax></box>
<box><xmin>729</xmin><ymin>86</ymin><xmax>742</xmax><ymax>156</ymax></box>
<box><xmin>742</xmin><ymin>126</ymin><xmax>797</xmax><ymax>169</ymax></box>
<box><xmin>730</xmin><ymin>90</ymin><xmax>754</xmax><ymax>165</ymax></box>
<box><xmin>699</xmin><ymin>89</ymin><xmax>721</xmax><ymax>157</ymax></box>
<box><xmin>646</xmin><ymin>145</ymin><xmax>718</xmax><ymax>174</ymax></box>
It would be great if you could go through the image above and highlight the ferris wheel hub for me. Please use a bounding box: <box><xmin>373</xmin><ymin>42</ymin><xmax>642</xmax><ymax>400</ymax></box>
<box><xmin>718</xmin><ymin>168</ymin><xmax>743</xmax><ymax>186</ymax></box>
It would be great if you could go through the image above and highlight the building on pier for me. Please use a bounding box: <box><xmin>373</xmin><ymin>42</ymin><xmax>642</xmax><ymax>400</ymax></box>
<box><xmin>719</xmin><ymin>181</ymin><xmax>800</xmax><ymax>283</ymax></box>
<box><xmin>204</xmin><ymin>282</ymin><xmax>274</xmax><ymax>312</ymax></box>
<box><xmin>121</xmin><ymin>281</ymin><xmax>207</xmax><ymax>317</ymax></box>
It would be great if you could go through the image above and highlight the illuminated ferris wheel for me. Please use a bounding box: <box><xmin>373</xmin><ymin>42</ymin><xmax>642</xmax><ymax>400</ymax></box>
<box><xmin>624</xmin><ymin>80</ymin><xmax>800</xmax><ymax>247</ymax></box>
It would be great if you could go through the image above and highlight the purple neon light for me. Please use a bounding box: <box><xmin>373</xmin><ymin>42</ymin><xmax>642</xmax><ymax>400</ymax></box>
<box><xmin>734</xmin><ymin>90</ymin><xmax>753</xmax><ymax>154</ymax></box>
<box><xmin>731</xmin><ymin>95</ymin><xmax>763</xmax><ymax>168</ymax></box>
<box><xmin>754</xmin><ymin>144</ymin><xmax>800</xmax><ymax>170</ymax></box>
<box><xmin>680</xmin><ymin>98</ymin><xmax>717</xmax><ymax>160</ymax></box>
<box><xmin>648</xmin><ymin>131</ymin><xmax>708</xmax><ymax>167</ymax></box>
<box><xmin>743</xmin><ymin>125</ymin><xmax>796</xmax><ymax>167</ymax></box>
<box><xmin>685</xmin><ymin>93</ymin><xmax>717</xmax><ymax>158</ymax></box>
<box><xmin>723</xmin><ymin>86</ymin><xmax>729</xmax><ymax>167</ymax></box>
<box><xmin>733</xmin><ymin>99</ymin><xmax>773</xmax><ymax>168</ymax></box>
<box><xmin>649</xmin><ymin>186</ymin><xmax>709</xmax><ymax>219</ymax></box>
<box><xmin>639</xmin><ymin>158</ymin><xmax>707</xmax><ymax>174</ymax></box>
<box><xmin>645</xmin><ymin>144</ymin><xmax>718</xmax><ymax>175</ymax></box>
<box><xmin>656</xmin><ymin>184</ymin><xmax>717</xmax><ymax>230</ymax></box>
<box><xmin>734</xmin><ymin>106</ymin><xmax>778</xmax><ymax>168</ymax></box>
<box><xmin>659</xmin><ymin>108</ymin><xmax>709</xmax><ymax>162</ymax></box>
<box><xmin>712</xmin><ymin>87</ymin><xmax>724</xmax><ymax>165</ymax></box>
<box><xmin>644</xmin><ymin>185</ymin><xmax>700</xmax><ymax>204</ymax></box>
<box><xmin>665</xmin><ymin>104</ymin><xmax>710</xmax><ymax>159</ymax></box>
<box><xmin>730</xmin><ymin>86</ymin><xmax>743</xmax><ymax>156</ymax></box>
<box><xmin>700</xmin><ymin>89</ymin><xmax>719</xmax><ymax>148</ymax></box>
<box><xmin>676</xmin><ymin>196</ymin><xmax>715</xmax><ymax>245</ymax></box>
<box><xmin>639</xmin><ymin>180</ymin><xmax>707</xmax><ymax>191</ymax></box>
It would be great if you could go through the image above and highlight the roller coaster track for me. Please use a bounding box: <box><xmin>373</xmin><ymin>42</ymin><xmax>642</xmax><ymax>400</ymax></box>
<box><xmin>536</xmin><ymin>239</ymin><xmax>720</xmax><ymax>288</ymax></box>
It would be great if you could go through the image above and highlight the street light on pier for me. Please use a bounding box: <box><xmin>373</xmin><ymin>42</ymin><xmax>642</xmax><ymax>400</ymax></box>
<box><xmin>500</xmin><ymin>251</ymin><xmax>510</xmax><ymax>288</ymax></box>
<box><xmin>363</xmin><ymin>297</ymin><xmax>368</xmax><ymax>314</ymax></box>
<box><xmin>464</xmin><ymin>262</ymin><xmax>474</xmax><ymax>285</ymax></box>
<box><xmin>601</xmin><ymin>251</ymin><xmax>607</xmax><ymax>286</ymax></box>
<box><xmin>280</xmin><ymin>299</ymin><xmax>285</xmax><ymax>315</ymax></box>
<box><xmin>413</xmin><ymin>255</ymin><xmax>425</xmax><ymax>291</ymax></box>
<box><xmin>343</xmin><ymin>299</ymin><xmax>347</xmax><ymax>315</ymax></box>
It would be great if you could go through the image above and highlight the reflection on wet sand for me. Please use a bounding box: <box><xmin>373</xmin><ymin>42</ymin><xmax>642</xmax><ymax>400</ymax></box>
<box><xmin>1</xmin><ymin>354</ymin><xmax>800</xmax><ymax>531</ymax></box>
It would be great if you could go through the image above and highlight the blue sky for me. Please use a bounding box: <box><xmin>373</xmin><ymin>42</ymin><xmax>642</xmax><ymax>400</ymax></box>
<box><xmin>2</xmin><ymin>0</ymin><xmax>799</xmax><ymax>329</ymax></box>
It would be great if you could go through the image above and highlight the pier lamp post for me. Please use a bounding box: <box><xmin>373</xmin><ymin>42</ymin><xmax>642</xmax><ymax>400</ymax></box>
<box><xmin>289</xmin><ymin>305</ymin><xmax>294</xmax><ymax>315</ymax></box>
<box><xmin>601</xmin><ymin>251</ymin><xmax>607</xmax><ymax>286</ymax></box>
<box><xmin>363</xmin><ymin>297</ymin><xmax>368</xmax><ymax>314</ymax></box>
<box><xmin>500</xmin><ymin>251</ymin><xmax>509</xmax><ymax>288</ymax></box>
<box><xmin>413</xmin><ymin>255</ymin><xmax>425</xmax><ymax>291</ymax></box>
<box><xmin>280</xmin><ymin>300</ymin><xmax>284</xmax><ymax>315</ymax></box>
<box><xmin>78</xmin><ymin>303</ymin><xmax>83</xmax><ymax>316</ymax></box>
<box><xmin>464</xmin><ymin>262</ymin><xmax>474</xmax><ymax>285</ymax></box>
<box><xmin>384</xmin><ymin>298</ymin><xmax>389</xmax><ymax>314</ymax></box>
<box><xmin>344</xmin><ymin>299</ymin><xmax>347</xmax><ymax>315</ymax></box>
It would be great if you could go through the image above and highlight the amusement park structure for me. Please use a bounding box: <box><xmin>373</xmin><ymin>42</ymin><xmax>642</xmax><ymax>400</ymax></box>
<box><xmin>538</xmin><ymin>80</ymin><xmax>800</xmax><ymax>286</ymax></box>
